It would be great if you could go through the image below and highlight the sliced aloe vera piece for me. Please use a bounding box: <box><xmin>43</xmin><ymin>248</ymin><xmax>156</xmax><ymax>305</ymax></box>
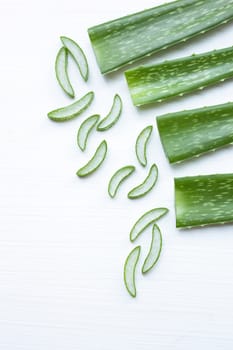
<box><xmin>47</xmin><ymin>91</ymin><xmax>94</xmax><ymax>122</ymax></box>
<box><xmin>175</xmin><ymin>174</ymin><xmax>233</xmax><ymax>228</ymax></box>
<box><xmin>88</xmin><ymin>0</ymin><xmax>233</xmax><ymax>74</ymax></box>
<box><xmin>55</xmin><ymin>47</ymin><xmax>74</xmax><ymax>98</ymax></box>
<box><xmin>142</xmin><ymin>224</ymin><xmax>162</xmax><ymax>274</ymax></box>
<box><xmin>128</xmin><ymin>164</ymin><xmax>158</xmax><ymax>199</ymax></box>
<box><xmin>124</xmin><ymin>246</ymin><xmax>141</xmax><ymax>298</ymax></box>
<box><xmin>77</xmin><ymin>114</ymin><xmax>100</xmax><ymax>151</ymax></box>
<box><xmin>76</xmin><ymin>140</ymin><xmax>107</xmax><ymax>177</ymax></box>
<box><xmin>130</xmin><ymin>208</ymin><xmax>168</xmax><ymax>242</ymax></box>
<box><xmin>157</xmin><ymin>102</ymin><xmax>233</xmax><ymax>164</ymax></box>
<box><xmin>135</xmin><ymin>125</ymin><xmax>153</xmax><ymax>167</ymax></box>
<box><xmin>125</xmin><ymin>46</ymin><xmax>233</xmax><ymax>106</ymax></box>
<box><xmin>97</xmin><ymin>94</ymin><xmax>122</xmax><ymax>131</ymax></box>
<box><xmin>108</xmin><ymin>165</ymin><xmax>135</xmax><ymax>198</ymax></box>
<box><xmin>60</xmin><ymin>36</ymin><xmax>89</xmax><ymax>81</ymax></box>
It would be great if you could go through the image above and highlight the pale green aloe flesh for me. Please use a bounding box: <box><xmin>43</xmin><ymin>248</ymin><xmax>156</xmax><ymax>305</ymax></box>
<box><xmin>175</xmin><ymin>174</ymin><xmax>233</xmax><ymax>228</ymax></box>
<box><xmin>60</xmin><ymin>36</ymin><xmax>89</xmax><ymax>81</ymax></box>
<box><xmin>128</xmin><ymin>164</ymin><xmax>158</xmax><ymax>199</ymax></box>
<box><xmin>142</xmin><ymin>224</ymin><xmax>162</xmax><ymax>274</ymax></box>
<box><xmin>157</xmin><ymin>102</ymin><xmax>233</xmax><ymax>164</ymax></box>
<box><xmin>55</xmin><ymin>47</ymin><xmax>74</xmax><ymax>98</ymax></box>
<box><xmin>135</xmin><ymin>125</ymin><xmax>153</xmax><ymax>167</ymax></box>
<box><xmin>76</xmin><ymin>140</ymin><xmax>107</xmax><ymax>177</ymax></box>
<box><xmin>125</xmin><ymin>46</ymin><xmax>233</xmax><ymax>106</ymax></box>
<box><xmin>97</xmin><ymin>94</ymin><xmax>122</xmax><ymax>131</ymax></box>
<box><xmin>130</xmin><ymin>208</ymin><xmax>168</xmax><ymax>242</ymax></box>
<box><xmin>47</xmin><ymin>91</ymin><xmax>94</xmax><ymax>122</ymax></box>
<box><xmin>88</xmin><ymin>0</ymin><xmax>233</xmax><ymax>74</ymax></box>
<box><xmin>124</xmin><ymin>246</ymin><xmax>141</xmax><ymax>298</ymax></box>
<box><xmin>77</xmin><ymin>114</ymin><xmax>100</xmax><ymax>151</ymax></box>
<box><xmin>108</xmin><ymin>165</ymin><xmax>135</xmax><ymax>198</ymax></box>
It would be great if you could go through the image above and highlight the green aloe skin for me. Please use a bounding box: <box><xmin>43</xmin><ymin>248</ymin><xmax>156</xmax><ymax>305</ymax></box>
<box><xmin>88</xmin><ymin>0</ymin><xmax>233</xmax><ymax>74</ymax></box>
<box><xmin>125</xmin><ymin>46</ymin><xmax>233</xmax><ymax>106</ymax></box>
<box><xmin>175</xmin><ymin>174</ymin><xmax>233</xmax><ymax>228</ymax></box>
<box><xmin>157</xmin><ymin>102</ymin><xmax>233</xmax><ymax>163</ymax></box>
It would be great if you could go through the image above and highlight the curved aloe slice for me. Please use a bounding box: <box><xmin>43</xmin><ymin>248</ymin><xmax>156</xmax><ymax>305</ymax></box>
<box><xmin>125</xmin><ymin>46</ymin><xmax>233</xmax><ymax>106</ymax></box>
<box><xmin>108</xmin><ymin>165</ymin><xmax>135</xmax><ymax>198</ymax></box>
<box><xmin>97</xmin><ymin>94</ymin><xmax>122</xmax><ymax>131</ymax></box>
<box><xmin>77</xmin><ymin>114</ymin><xmax>100</xmax><ymax>151</ymax></box>
<box><xmin>130</xmin><ymin>208</ymin><xmax>168</xmax><ymax>242</ymax></box>
<box><xmin>175</xmin><ymin>174</ymin><xmax>233</xmax><ymax>228</ymax></box>
<box><xmin>60</xmin><ymin>36</ymin><xmax>89</xmax><ymax>81</ymax></box>
<box><xmin>88</xmin><ymin>0</ymin><xmax>233</xmax><ymax>74</ymax></box>
<box><xmin>157</xmin><ymin>102</ymin><xmax>233</xmax><ymax>164</ymax></box>
<box><xmin>76</xmin><ymin>140</ymin><xmax>107</xmax><ymax>177</ymax></box>
<box><xmin>142</xmin><ymin>224</ymin><xmax>162</xmax><ymax>274</ymax></box>
<box><xmin>135</xmin><ymin>125</ymin><xmax>153</xmax><ymax>167</ymax></box>
<box><xmin>128</xmin><ymin>164</ymin><xmax>158</xmax><ymax>199</ymax></box>
<box><xmin>124</xmin><ymin>246</ymin><xmax>141</xmax><ymax>298</ymax></box>
<box><xmin>47</xmin><ymin>91</ymin><xmax>94</xmax><ymax>122</ymax></box>
<box><xmin>55</xmin><ymin>47</ymin><xmax>74</xmax><ymax>98</ymax></box>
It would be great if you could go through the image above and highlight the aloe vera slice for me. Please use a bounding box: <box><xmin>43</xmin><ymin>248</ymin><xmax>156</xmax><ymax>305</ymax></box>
<box><xmin>108</xmin><ymin>165</ymin><xmax>135</xmax><ymax>198</ymax></box>
<box><xmin>130</xmin><ymin>208</ymin><xmax>168</xmax><ymax>242</ymax></box>
<box><xmin>157</xmin><ymin>102</ymin><xmax>233</xmax><ymax>164</ymax></box>
<box><xmin>97</xmin><ymin>94</ymin><xmax>122</xmax><ymax>131</ymax></box>
<box><xmin>125</xmin><ymin>46</ymin><xmax>233</xmax><ymax>106</ymax></box>
<box><xmin>142</xmin><ymin>224</ymin><xmax>162</xmax><ymax>274</ymax></box>
<box><xmin>60</xmin><ymin>36</ymin><xmax>89</xmax><ymax>81</ymax></box>
<box><xmin>88</xmin><ymin>0</ymin><xmax>233</xmax><ymax>74</ymax></box>
<box><xmin>175</xmin><ymin>174</ymin><xmax>233</xmax><ymax>228</ymax></box>
<box><xmin>76</xmin><ymin>140</ymin><xmax>107</xmax><ymax>177</ymax></box>
<box><xmin>77</xmin><ymin>114</ymin><xmax>100</xmax><ymax>151</ymax></box>
<box><xmin>128</xmin><ymin>164</ymin><xmax>158</xmax><ymax>199</ymax></box>
<box><xmin>47</xmin><ymin>91</ymin><xmax>94</xmax><ymax>122</ymax></box>
<box><xmin>124</xmin><ymin>246</ymin><xmax>141</xmax><ymax>298</ymax></box>
<box><xmin>55</xmin><ymin>47</ymin><xmax>74</xmax><ymax>98</ymax></box>
<box><xmin>135</xmin><ymin>125</ymin><xmax>153</xmax><ymax>167</ymax></box>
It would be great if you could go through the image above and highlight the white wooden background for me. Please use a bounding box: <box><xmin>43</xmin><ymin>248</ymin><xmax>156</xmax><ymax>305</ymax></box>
<box><xmin>1</xmin><ymin>0</ymin><xmax>233</xmax><ymax>348</ymax></box>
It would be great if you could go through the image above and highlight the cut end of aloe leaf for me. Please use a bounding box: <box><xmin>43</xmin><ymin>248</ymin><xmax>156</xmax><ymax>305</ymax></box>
<box><xmin>124</xmin><ymin>246</ymin><xmax>141</xmax><ymax>298</ymax></box>
<box><xmin>108</xmin><ymin>165</ymin><xmax>135</xmax><ymax>198</ymax></box>
<box><xmin>97</xmin><ymin>94</ymin><xmax>122</xmax><ymax>131</ymax></box>
<box><xmin>175</xmin><ymin>174</ymin><xmax>233</xmax><ymax>228</ymax></box>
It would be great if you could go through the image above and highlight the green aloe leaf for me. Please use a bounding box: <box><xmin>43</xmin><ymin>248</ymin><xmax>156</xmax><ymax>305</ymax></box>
<box><xmin>88</xmin><ymin>0</ymin><xmax>233</xmax><ymax>74</ymax></box>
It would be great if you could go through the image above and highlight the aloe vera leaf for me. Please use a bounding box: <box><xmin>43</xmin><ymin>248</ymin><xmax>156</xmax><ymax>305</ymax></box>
<box><xmin>157</xmin><ymin>102</ymin><xmax>233</xmax><ymax>163</ymax></box>
<box><xmin>47</xmin><ymin>91</ymin><xmax>94</xmax><ymax>122</ymax></box>
<box><xmin>60</xmin><ymin>36</ymin><xmax>89</xmax><ymax>81</ymax></box>
<box><xmin>135</xmin><ymin>125</ymin><xmax>153</xmax><ymax>167</ymax></box>
<box><xmin>142</xmin><ymin>224</ymin><xmax>162</xmax><ymax>274</ymax></box>
<box><xmin>77</xmin><ymin>114</ymin><xmax>100</xmax><ymax>151</ymax></box>
<box><xmin>97</xmin><ymin>94</ymin><xmax>122</xmax><ymax>131</ymax></box>
<box><xmin>76</xmin><ymin>140</ymin><xmax>107</xmax><ymax>177</ymax></box>
<box><xmin>128</xmin><ymin>164</ymin><xmax>158</xmax><ymax>199</ymax></box>
<box><xmin>124</xmin><ymin>246</ymin><xmax>141</xmax><ymax>298</ymax></box>
<box><xmin>88</xmin><ymin>0</ymin><xmax>233</xmax><ymax>74</ymax></box>
<box><xmin>130</xmin><ymin>208</ymin><xmax>168</xmax><ymax>242</ymax></box>
<box><xmin>55</xmin><ymin>47</ymin><xmax>74</xmax><ymax>98</ymax></box>
<box><xmin>108</xmin><ymin>165</ymin><xmax>135</xmax><ymax>198</ymax></box>
<box><xmin>125</xmin><ymin>46</ymin><xmax>233</xmax><ymax>106</ymax></box>
<box><xmin>175</xmin><ymin>174</ymin><xmax>233</xmax><ymax>228</ymax></box>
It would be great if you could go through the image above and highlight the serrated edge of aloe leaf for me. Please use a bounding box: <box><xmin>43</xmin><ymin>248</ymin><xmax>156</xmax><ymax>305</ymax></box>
<box><xmin>124</xmin><ymin>245</ymin><xmax>141</xmax><ymax>298</ymax></box>
<box><xmin>108</xmin><ymin>165</ymin><xmax>135</xmax><ymax>198</ymax></box>
<box><xmin>76</xmin><ymin>140</ymin><xmax>107</xmax><ymax>177</ymax></box>
<box><xmin>97</xmin><ymin>94</ymin><xmax>123</xmax><ymax>131</ymax></box>
<box><xmin>60</xmin><ymin>36</ymin><xmax>89</xmax><ymax>81</ymax></box>
<box><xmin>47</xmin><ymin>91</ymin><xmax>94</xmax><ymax>122</ymax></box>
<box><xmin>135</xmin><ymin>125</ymin><xmax>153</xmax><ymax>167</ymax></box>
<box><xmin>77</xmin><ymin>114</ymin><xmax>100</xmax><ymax>151</ymax></box>
<box><xmin>55</xmin><ymin>47</ymin><xmax>75</xmax><ymax>98</ymax></box>
<box><xmin>130</xmin><ymin>207</ymin><xmax>168</xmax><ymax>242</ymax></box>
<box><xmin>128</xmin><ymin>163</ymin><xmax>158</xmax><ymax>199</ymax></box>
<box><xmin>142</xmin><ymin>224</ymin><xmax>162</xmax><ymax>274</ymax></box>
